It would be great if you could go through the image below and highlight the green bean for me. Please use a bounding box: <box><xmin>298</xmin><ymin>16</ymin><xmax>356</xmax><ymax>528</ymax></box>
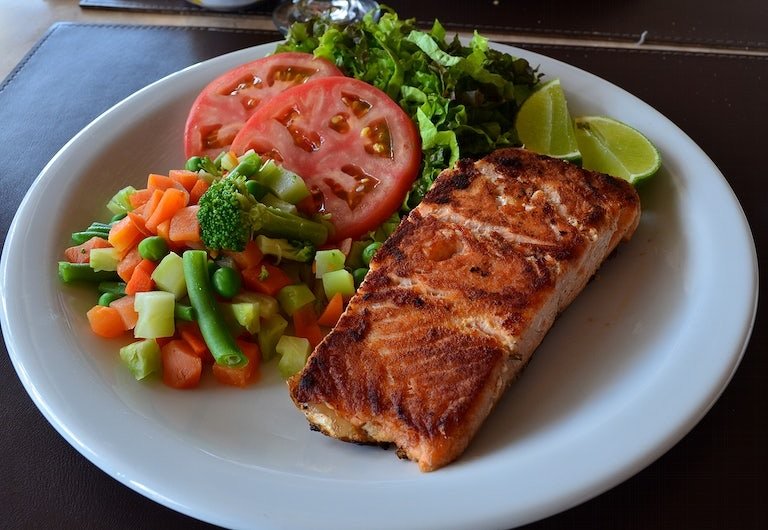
<box><xmin>87</xmin><ymin>222</ymin><xmax>114</xmax><ymax>232</ymax></box>
<box><xmin>97</xmin><ymin>281</ymin><xmax>127</xmax><ymax>295</ymax></box>
<box><xmin>58</xmin><ymin>262</ymin><xmax>119</xmax><ymax>283</ymax></box>
<box><xmin>182</xmin><ymin>250</ymin><xmax>247</xmax><ymax>367</ymax></box>
<box><xmin>71</xmin><ymin>230</ymin><xmax>109</xmax><ymax>245</ymax></box>
<box><xmin>174</xmin><ymin>303</ymin><xmax>197</xmax><ymax>322</ymax></box>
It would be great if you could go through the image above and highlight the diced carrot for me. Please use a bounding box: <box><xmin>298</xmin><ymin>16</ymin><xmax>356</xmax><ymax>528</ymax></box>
<box><xmin>141</xmin><ymin>189</ymin><xmax>164</xmax><ymax>223</ymax></box>
<box><xmin>108</xmin><ymin>215</ymin><xmax>143</xmax><ymax>254</ymax></box>
<box><xmin>176</xmin><ymin>321</ymin><xmax>211</xmax><ymax>361</ymax></box>
<box><xmin>109</xmin><ymin>294</ymin><xmax>138</xmax><ymax>330</ymax></box>
<box><xmin>169</xmin><ymin>205</ymin><xmax>201</xmax><ymax>244</ymax></box>
<box><xmin>64</xmin><ymin>236</ymin><xmax>111</xmax><ymax>264</ymax></box>
<box><xmin>145</xmin><ymin>188</ymin><xmax>188</xmax><ymax>234</ymax></box>
<box><xmin>125</xmin><ymin>258</ymin><xmax>156</xmax><ymax>295</ymax></box>
<box><xmin>241</xmin><ymin>263</ymin><xmax>292</xmax><ymax>296</ymax></box>
<box><xmin>317</xmin><ymin>292</ymin><xmax>344</xmax><ymax>327</ymax></box>
<box><xmin>86</xmin><ymin>305</ymin><xmax>126</xmax><ymax>338</ymax></box>
<box><xmin>169</xmin><ymin>169</ymin><xmax>200</xmax><ymax>192</ymax></box>
<box><xmin>156</xmin><ymin>218</ymin><xmax>172</xmax><ymax>242</ymax></box>
<box><xmin>147</xmin><ymin>173</ymin><xmax>175</xmax><ymax>191</ymax></box>
<box><xmin>212</xmin><ymin>339</ymin><xmax>261</xmax><ymax>388</ymax></box>
<box><xmin>126</xmin><ymin>208</ymin><xmax>151</xmax><ymax>237</ymax></box>
<box><xmin>226</xmin><ymin>239</ymin><xmax>263</xmax><ymax>270</ymax></box>
<box><xmin>189</xmin><ymin>178</ymin><xmax>210</xmax><ymax>205</ymax></box>
<box><xmin>293</xmin><ymin>304</ymin><xmax>324</xmax><ymax>349</ymax></box>
<box><xmin>161</xmin><ymin>339</ymin><xmax>202</xmax><ymax>389</ymax></box>
<box><xmin>117</xmin><ymin>245</ymin><xmax>143</xmax><ymax>282</ymax></box>
<box><xmin>129</xmin><ymin>188</ymin><xmax>152</xmax><ymax>209</ymax></box>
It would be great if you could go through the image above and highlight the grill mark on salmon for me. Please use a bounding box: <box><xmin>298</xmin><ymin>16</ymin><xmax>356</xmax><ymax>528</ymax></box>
<box><xmin>289</xmin><ymin>148</ymin><xmax>641</xmax><ymax>471</ymax></box>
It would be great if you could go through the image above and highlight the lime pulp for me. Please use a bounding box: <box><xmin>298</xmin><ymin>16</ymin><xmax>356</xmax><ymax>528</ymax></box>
<box><xmin>573</xmin><ymin>116</ymin><xmax>661</xmax><ymax>184</ymax></box>
<box><xmin>515</xmin><ymin>79</ymin><xmax>581</xmax><ymax>161</ymax></box>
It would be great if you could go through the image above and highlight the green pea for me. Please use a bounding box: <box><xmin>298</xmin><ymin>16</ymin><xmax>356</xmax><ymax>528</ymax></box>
<box><xmin>361</xmin><ymin>242</ymin><xmax>382</xmax><ymax>265</ymax></box>
<box><xmin>212</xmin><ymin>266</ymin><xmax>242</xmax><ymax>298</ymax></box>
<box><xmin>138</xmin><ymin>236</ymin><xmax>169</xmax><ymax>261</ymax></box>
<box><xmin>185</xmin><ymin>156</ymin><xmax>203</xmax><ymax>172</ymax></box>
<box><xmin>352</xmin><ymin>267</ymin><xmax>368</xmax><ymax>287</ymax></box>
<box><xmin>98</xmin><ymin>292</ymin><xmax>121</xmax><ymax>306</ymax></box>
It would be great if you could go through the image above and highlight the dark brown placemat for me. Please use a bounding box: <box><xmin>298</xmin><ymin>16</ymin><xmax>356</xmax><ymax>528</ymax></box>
<box><xmin>1</xmin><ymin>22</ymin><xmax>766</xmax><ymax>530</ymax></box>
<box><xmin>80</xmin><ymin>0</ymin><xmax>279</xmax><ymax>16</ymax></box>
<box><xmin>79</xmin><ymin>0</ymin><xmax>768</xmax><ymax>50</ymax></box>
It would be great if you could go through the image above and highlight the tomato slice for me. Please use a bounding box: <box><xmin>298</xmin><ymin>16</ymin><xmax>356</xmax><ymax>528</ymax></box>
<box><xmin>231</xmin><ymin>76</ymin><xmax>421</xmax><ymax>242</ymax></box>
<box><xmin>184</xmin><ymin>52</ymin><xmax>343</xmax><ymax>160</ymax></box>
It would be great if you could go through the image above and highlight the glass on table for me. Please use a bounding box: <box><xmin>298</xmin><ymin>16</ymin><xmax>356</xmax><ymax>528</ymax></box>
<box><xmin>273</xmin><ymin>0</ymin><xmax>380</xmax><ymax>35</ymax></box>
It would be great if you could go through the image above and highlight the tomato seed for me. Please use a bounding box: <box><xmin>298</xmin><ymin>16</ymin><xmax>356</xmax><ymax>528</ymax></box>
<box><xmin>269</xmin><ymin>66</ymin><xmax>315</xmax><ymax>86</ymax></box>
<box><xmin>223</xmin><ymin>75</ymin><xmax>263</xmax><ymax>96</ymax></box>
<box><xmin>341</xmin><ymin>93</ymin><xmax>372</xmax><ymax>117</ymax></box>
<box><xmin>329</xmin><ymin>113</ymin><xmax>350</xmax><ymax>134</ymax></box>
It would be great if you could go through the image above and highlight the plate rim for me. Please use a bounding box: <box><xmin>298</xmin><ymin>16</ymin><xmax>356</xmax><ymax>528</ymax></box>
<box><xmin>0</xmin><ymin>40</ymin><xmax>759</xmax><ymax>529</ymax></box>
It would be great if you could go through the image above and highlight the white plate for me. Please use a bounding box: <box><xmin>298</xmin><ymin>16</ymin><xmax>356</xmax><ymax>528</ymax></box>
<box><xmin>0</xmin><ymin>41</ymin><xmax>758</xmax><ymax>529</ymax></box>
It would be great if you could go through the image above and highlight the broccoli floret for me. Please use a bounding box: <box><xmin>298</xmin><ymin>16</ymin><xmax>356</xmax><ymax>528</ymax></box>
<box><xmin>197</xmin><ymin>175</ymin><xmax>328</xmax><ymax>252</ymax></box>
<box><xmin>255</xmin><ymin>235</ymin><xmax>315</xmax><ymax>263</ymax></box>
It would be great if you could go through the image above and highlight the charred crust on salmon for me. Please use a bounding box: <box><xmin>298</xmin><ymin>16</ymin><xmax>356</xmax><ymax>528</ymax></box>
<box><xmin>288</xmin><ymin>148</ymin><xmax>641</xmax><ymax>472</ymax></box>
<box><xmin>423</xmin><ymin>159</ymin><xmax>477</xmax><ymax>204</ymax></box>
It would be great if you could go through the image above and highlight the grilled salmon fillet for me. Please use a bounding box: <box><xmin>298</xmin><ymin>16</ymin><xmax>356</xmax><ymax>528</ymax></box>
<box><xmin>288</xmin><ymin>148</ymin><xmax>641</xmax><ymax>471</ymax></box>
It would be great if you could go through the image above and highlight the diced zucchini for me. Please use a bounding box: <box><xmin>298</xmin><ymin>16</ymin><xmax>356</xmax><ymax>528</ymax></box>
<box><xmin>218</xmin><ymin>302</ymin><xmax>246</xmax><ymax>337</ymax></box>
<box><xmin>255</xmin><ymin>158</ymin><xmax>282</xmax><ymax>183</ymax></box>
<box><xmin>220</xmin><ymin>151</ymin><xmax>239</xmax><ymax>171</ymax></box>
<box><xmin>237</xmin><ymin>149</ymin><xmax>259</xmax><ymax>163</ymax></box>
<box><xmin>230</xmin><ymin>302</ymin><xmax>260</xmax><ymax>334</ymax></box>
<box><xmin>261</xmin><ymin>193</ymin><xmax>298</xmax><ymax>215</ymax></box>
<box><xmin>134</xmin><ymin>291</ymin><xmax>176</xmax><ymax>339</ymax></box>
<box><xmin>89</xmin><ymin>247</ymin><xmax>120</xmax><ymax>272</ymax></box>
<box><xmin>322</xmin><ymin>269</ymin><xmax>355</xmax><ymax>299</ymax></box>
<box><xmin>276</xmin><ymin>335</ymin><xmax>311</xmax><ymax>379</ymax></box>
<box><xmin>119</xmin><ymin>339</ymin><xmax>161</xmax><ymax>380</ymax></box>
<box><xmin>256</xmin><ymin>159</ymin><xmax>310</xmax><ymax>204</ymax></box>
<box><xmin>106</xmin><ymin>185</ymin><xmax>136</xmax><ymax>215</ymax></box>
<box><xmin>314</xmin><ymin>249</ymin><xmax>346</xmax><ymax>278</ymax></box>
<box><xmin>258</xmin><ymin>313</ymin><xmax>288</xmax><ymax>362</ymax></box>
<box><xmin>151</xmin><ymin>252</ymin><xmax>186</xmax><ymax>299</ymax></box>
<box><xmin>233</xmin><ymin>291</ymin><xmax>279</xmax><ymax>319</ymax></box>
<box><xmin>277</xmin><ymin>284</ymin><xmax>316</xmax><ymax>316</ymax></box>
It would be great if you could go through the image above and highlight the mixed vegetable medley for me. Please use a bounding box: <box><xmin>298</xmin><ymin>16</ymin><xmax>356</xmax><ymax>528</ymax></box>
<box><xmin>56</xmin><ymin>9</ymin><xmax>554</xmax><ymax>389</ymax></box>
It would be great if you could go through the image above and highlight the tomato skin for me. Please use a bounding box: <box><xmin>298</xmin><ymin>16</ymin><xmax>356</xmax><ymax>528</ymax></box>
<box><xmin>231</xmin><ymin>76</ymin><xmax>421</xmax><ymax>242</ymax></box>
<box><xmin>184</xmin><ymin>52</ymin><xmax>343</xmax><ymax>160</ymax></box>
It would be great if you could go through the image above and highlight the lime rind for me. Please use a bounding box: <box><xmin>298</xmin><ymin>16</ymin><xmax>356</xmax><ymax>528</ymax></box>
<box><xmin>516</xmin><ymin>79</ymin><xmax>581</xmax><ymax>161</ymax></box>
<box><xmin>574</xmin><ymin>116</ymin><xmax>661</xmax><ymax>185</ymax></box>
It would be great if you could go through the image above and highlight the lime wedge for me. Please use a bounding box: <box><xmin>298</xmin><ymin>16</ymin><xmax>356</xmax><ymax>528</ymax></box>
<box><xmin>573</xmin><ymin>116</ymin><xmax>661</xmax><ymax>184</ymax></box>
<box><xmin>515</xmin><ymin>79</ymin><xmax>580</xmax><ymax>161</ymax></box>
